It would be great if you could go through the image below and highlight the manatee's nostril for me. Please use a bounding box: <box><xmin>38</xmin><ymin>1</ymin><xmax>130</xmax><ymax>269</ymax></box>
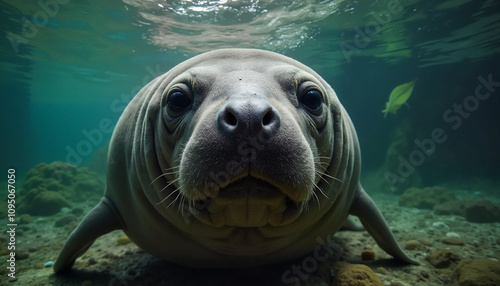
<box><xmin>217</xmin><ymin>99</ymin><xmax>280</xmax><ymax>137</ymax></box>
<box><xmin>223</xmin><ymin>109</ymin><xmax>238</xmax><ymax>127</ymax></box>
<box><xmin>262</xmin><ymin>108</ymin><xmax>275</xmax><ymax>127</ymax></box>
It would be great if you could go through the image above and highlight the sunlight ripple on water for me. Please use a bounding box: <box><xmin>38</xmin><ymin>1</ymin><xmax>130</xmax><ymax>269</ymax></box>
<box><xmin>123</xmin><ymin>0</ymin><xmax>344</xmax><ymax>52</ymax></box>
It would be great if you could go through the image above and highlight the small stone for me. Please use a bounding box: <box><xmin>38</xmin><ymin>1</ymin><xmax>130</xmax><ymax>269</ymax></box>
<box><xmin>439</xmin><ymin>275</ymin><xmax>450</xmax><ymax>284</ymax></box>
<box><xmin>87</xmin><ymin>258</ymin><xmax>97</xmax><ymax>266</ymax></box>
<box><xmin>361</xmin><ymin>249</ymin><xmax>375</xmax><ymax>261</ymax></box>
<box><xmin>442</xmin><ymin>237</ymin><xmax>465</xmax><ymax>246</ymax></box>
<box><xmin>450</xmin><ymin>259</ymin><xmax>500</xmax><ymax>286</ymax></box>
<box><xmin>19</xmin><ymin>214</ymin><xmax>31</xmax><ymax>224</ymax></box>
<box><xmin>419</xmin><ymin>239</ymin><xmax>433</xmax><ymax>247</ymax></box>
<box><xmin>117</xmin><ymin>236</ymin><xmax>132</xmax><ymax>245</ymax></box>
<box><xmin>15</xmin><ymin>250</ymin><xmax>30</xmax><ymax>260</ymax></box>
<box><xmin>446</xmin><ymin>232</ymin><xmax>461</xmax><ymax>238</ymax></box>
<box><xmin>405</xmin><ymin>240</ymin><xmax>420</xmax><ymax>250</ymax></box>
<box><xmin>103</xmin><ymin>253</ymin><xmax>117</xmax><ymax>259</ymax></box>
<box><xmin>420</xmin><ymin>270</ymin><xmax>430</xmax><ymax>278</ymax></box>
<box><xmin>432</xmin><ymin>221</ymin><xmax>449</xmax><ymax>229</ymax></box>
<box><xmin>426</xmin><ymin>249</ymin><xmax>461</xmax><ymax>268</ymax></box>
<box><xmin>376</xmin><ymin>267</ymin><xmax>388</xmax><ymax>275</ymax></box>
<box><xmin>54</xmin><ymin>214</ymin><xmax>78</xmax><ymax>227</ymax></box>
<box><xmin>44</xmin><ymin>261</ymin><xmax>54</xmax><ymax>267</ymax></box>
<box><xmin>71</xmin><ymin>207</ymin><xmax>84</xmax><ymax>216</ymax></box>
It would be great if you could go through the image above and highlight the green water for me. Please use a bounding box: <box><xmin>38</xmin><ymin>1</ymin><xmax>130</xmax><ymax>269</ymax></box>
<box><xmin>1</xmin><ymin>0</ymin><xmax>499</xmax><ymax>193</ymax></box>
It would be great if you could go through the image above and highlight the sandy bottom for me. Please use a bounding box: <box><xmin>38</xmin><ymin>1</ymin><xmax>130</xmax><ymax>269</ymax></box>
<box><xmin>4</xmin><ymin>189</ymin><xmax>499</xmax><ymax>286</ymax></box>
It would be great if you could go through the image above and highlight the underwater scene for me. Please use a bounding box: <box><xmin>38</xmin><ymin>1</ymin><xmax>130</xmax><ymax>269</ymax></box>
<box><xmin>1</xmin><ymin>0</ymin><xmax>500</xmax><ymax>285</ymax></box>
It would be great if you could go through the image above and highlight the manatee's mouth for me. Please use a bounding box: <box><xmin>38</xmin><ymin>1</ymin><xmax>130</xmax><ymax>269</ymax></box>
<box><xmin>189</xmin><ymin>177</ymin><xmax>304</xmax><ymax>227</ymax></box>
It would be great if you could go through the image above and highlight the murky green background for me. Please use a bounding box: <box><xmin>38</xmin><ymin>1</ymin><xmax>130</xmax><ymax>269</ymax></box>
<box><xmin>1</xmin><ymin>0</ymin><xmax>499</xmax><ymax>193</ymax></box>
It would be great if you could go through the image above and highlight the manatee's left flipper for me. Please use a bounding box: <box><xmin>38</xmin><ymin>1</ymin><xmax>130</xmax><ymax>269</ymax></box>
<box><xmin>349</xmin><ymin>186</ymin><xmax>420</xmax><ymax>265</ymax></box>
<box><xmin>53</xmin><ymin>197</ymin><xmax>124</xmax><ymax>273</ymax></box>
<box><xmin>341</xmin><ymin>216</ymin><xmax>364</xmax><ymax>231</ymax></box>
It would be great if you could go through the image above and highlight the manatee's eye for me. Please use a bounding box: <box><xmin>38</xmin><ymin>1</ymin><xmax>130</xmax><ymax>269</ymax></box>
<box><xmin>167</xmin><ymin>90</ymin><xmax>191</xmax><ymax>113</ymax></box>
<box><xmin>300</xmin><ymin>89</ymin><xmax>323</xmax><ymax>113</ymax></box>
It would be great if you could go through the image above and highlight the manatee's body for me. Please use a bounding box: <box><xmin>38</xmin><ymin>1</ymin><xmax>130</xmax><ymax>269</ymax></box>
<box><xmin>54</xmin><ymin>49</ymin><xmax>418</xmax><ymax>272</ymax></box>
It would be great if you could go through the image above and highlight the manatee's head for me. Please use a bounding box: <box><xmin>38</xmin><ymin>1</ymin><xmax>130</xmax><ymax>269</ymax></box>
<box><xmin>142</xmin><ymin>49</ymin><xmax>347</xmax><ymax>230</ymax></box>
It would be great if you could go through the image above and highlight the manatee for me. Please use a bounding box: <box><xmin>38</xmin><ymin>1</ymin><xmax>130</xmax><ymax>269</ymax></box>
<box><xmin>54</xmin><ymin>48</ymin><xmax>418</xmax><ymax>272</ymax></box>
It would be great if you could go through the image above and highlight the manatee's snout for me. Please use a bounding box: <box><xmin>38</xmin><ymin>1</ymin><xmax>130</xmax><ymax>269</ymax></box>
<box><xmin>177</xmin><ymin>72</ymin><xmax>317</xmax><ymax>227</ymax></box>
<box><xmin>217</xmin><ymin>98</ymin><xmax>280</xmax><ymax>139</ymax></box>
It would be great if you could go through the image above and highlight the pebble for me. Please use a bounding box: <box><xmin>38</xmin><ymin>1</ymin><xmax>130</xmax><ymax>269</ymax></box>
<box><xmin>439</xmin><ymin>274</ymin><xmax>450</xmax><ymax>284</ymax></box>
<box><xmin>44</xmin><ymin>261</ymin><xmax>54</xmax><ymax>267</ymax></box>
<box><xmin>361</xmin><ymin>249</ymin><xmax>375</xmax><ymax>261</ymax></box>
<box><xmin>376</xmin><ymin>267</ymin><xmax>388</xmax><ymax>275</ymax></box>
<box><xmin>87</xmin><ymin>258</ymin><xmax>98</xmax><ymax>266</ymax></box>
<box><xmin>54</xmin><ymin>215</ymin><xmax>78</xmax><ymax>227</ymax></box>
<box><xmin>442</xmin><ymin>238</ymin><xmax>465</xmax><ymax>246</ymax></box>
<box><xmin>426</xmin><ymin>249</ymin><xmax>461</xmax><ymax>268</ymax></box>
<box><xmin>117</xmin><ymin>236</ymin><xmax>132</xmax><ymax>245</ymax></box>
<box><xmin>432</xmin><ymin>221</ymin><xmax>450</xmax><ymax>229</ymax></box>
<box><xmin>71</xmin><ymin>207</ymin><xmax>84</xmax><ymax>216</ymax></box>
<box><xmin>445</xmin><ymin>232</ymin><xmax>461</xmax><ymax>238</ymax></box>
<box><xmin>15</xmin><ymin>251</ymin><xmax>30</xmax><ymax>260</ymax></box>
<box><xmin>405</xmin><ymin>240</ymin><xmax>420</xmax><ymax>250</ymax></box>
<box><xmin>419</xmin><ymin>239</ymin><xmax>433</xmax><ymax>247</ymax></box>
<box><xmin>19</xmin><ymin>214</ymin><xmax>32</xmax><ymax>224</ymax></box>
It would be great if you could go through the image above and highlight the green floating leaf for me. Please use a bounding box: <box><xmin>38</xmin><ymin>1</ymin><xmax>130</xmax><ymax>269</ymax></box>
<box><xmin>382</xmin><ymin>79</ymin><xmax>416</xmax><ymax>118</ymax></box>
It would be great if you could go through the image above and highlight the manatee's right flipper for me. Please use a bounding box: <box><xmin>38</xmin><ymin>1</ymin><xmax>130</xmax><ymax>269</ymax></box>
<box><xmin>53</xmin><ymin>197</ymin><xmax>124</xmax><ymax>273</ymax></box>
<box><xmin>349</xmin><ymin>187</ymin><xmax>420</xmax><ymax>265</ymax></box>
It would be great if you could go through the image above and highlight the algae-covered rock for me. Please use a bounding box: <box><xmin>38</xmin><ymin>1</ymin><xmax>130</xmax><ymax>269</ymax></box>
<box><xmin>434</xmin><ymin>200</ymin><xmax>465</xmax><ymax>216</ymax></box>
<box><xmin>463</xmin><ymin>200</ymin><xmax>500</xmax><ymax>223</ymax></box>
<box><xmin>332</xmin><ymin>262</ymin><xmax>383</xmax><ymax>286</ymax></box>
<box><xmin>426</xmin><ymin>249</ymin><xmax>461</xmax><ymax>268</ymax></box>
<box><xmin>19</xmin><ymin>161</ymin><xmax>104</xmax><ymax>216</ymax></box>
<box><xmin>434</xmin><ymin>199</ymin><xmax>500</xmax><ymax>223</ymax></box>
<box><xmin>399</xmin><ymin>186</ymin><xmax>455</xmax><ymax>209</ymax></box>
<box><xmin>27</xmin><ymin>191</ymin><xmax>71</xmax><ymax>216</ymax></box>
<box><xmin>449</xmin><ymin>259</ymin><xmax>500</xmax><ymax>286</ymax></box>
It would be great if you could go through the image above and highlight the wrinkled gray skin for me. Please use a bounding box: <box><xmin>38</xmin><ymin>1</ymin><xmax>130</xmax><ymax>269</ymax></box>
<box><xmin>54</xmin><ymin>49</ymin><xmax>418</xmax><ymax>272</ymax></box>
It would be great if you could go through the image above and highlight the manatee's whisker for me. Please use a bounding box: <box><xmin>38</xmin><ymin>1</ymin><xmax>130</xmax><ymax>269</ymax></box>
<box><xmin>310</xmin><ymin>187</ymin><xmax>320</xmax><ymax>209</ymax></box>
<box><xmin>156</xmin><ymin>186</ymin><xmax>181</xmax><ymax>206</ymax></box>
<box><xmin>165</xmin><ymin>189</ymin><xmax>183</xmax><ymax>209</ymax></box>
<box><xmin>177</xmin><ymin>194</ymin><xmax>187</xmax><ymax>214</ymax></box>
<box><xmin>157</xmin><ymin>178</ymin><xmax>179</xmax><ymax>194</ymax></box>
<box><xmin>316</xmin><ymin>165</ymin><xmax>342</xmax><ymax>184</ymax></box>
<box><xmin>316</xmin><ymin>171</ymin><xmax>332</xmax><ymax>186</ymax></box>
<box><xmin>151</xmin><ymin>166</ymin><xmax>180</xmax><ymax>185</ymax></box>
<box><xmin>313</xmin><ymin>181</ymin><xmax>330</xmax><ymax>206</ymax></box>
<box><xmin>315</xmin><ymin>156</ymin><xmax>331</xmax><ymax>161</ymax></box>
<box><xmin>321</xmin><ymin>172</ymin><xmax>343</xmax><ymax>183</ymax></box>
